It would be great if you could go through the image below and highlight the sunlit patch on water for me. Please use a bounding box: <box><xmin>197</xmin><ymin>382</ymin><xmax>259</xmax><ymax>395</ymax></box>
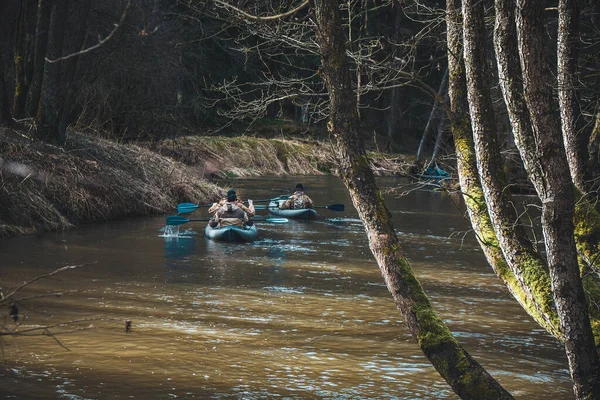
<box><xmin>324</xmin><ymin>217</ymin><xmax>363</xmax><ymax>224</ymax></box>
<box><xmin>263</xmin><ymin>286</ymin><xmax>306</xmax><ymax>294</ymax></box>
<box><xmin>253</xmin><ymin>239</ymin><xmax>318</xmax><ymax>254</ymax></box>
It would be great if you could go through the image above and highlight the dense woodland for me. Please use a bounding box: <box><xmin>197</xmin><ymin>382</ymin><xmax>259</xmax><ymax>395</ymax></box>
<box><xmin>2</xmin><ymin>0</ymin><xmax>600</xmax><ymax>398</ymax></box>
<box><xmin>0</xmin><ymin>0</ymin><xmax>454</xmax><ymax>151</ymax></box>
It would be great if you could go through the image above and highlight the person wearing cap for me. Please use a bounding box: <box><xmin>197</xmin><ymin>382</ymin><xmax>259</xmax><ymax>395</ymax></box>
<box><xmin>208</xmin><ymin>189</ymin><xmax>255</xmax><ymax>217</ymax></box>
<box><xmin>279</xmin><ymin>183</ymin><xmax>314</xmax><ymax>210</ymax></box>
<box><xmin>209</xmin><ymin>189</ymin><xmax>254</xmax><ymax>228</ymax></box>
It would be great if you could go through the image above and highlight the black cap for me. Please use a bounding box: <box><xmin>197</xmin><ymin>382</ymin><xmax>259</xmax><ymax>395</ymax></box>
<box><xmin>295</xmin><ymin>183</ymin><xmax>304</xmax><ymax>191</ymax></box>
<box><xmin>226</xmin><ymin>189</ymin><xmax>237</xmax><ymax>201</ymax></box>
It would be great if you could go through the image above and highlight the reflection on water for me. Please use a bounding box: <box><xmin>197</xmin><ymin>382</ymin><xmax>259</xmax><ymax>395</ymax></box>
<box><xmin>0</xmin><ymin>176</ymin><xmax>571</xmax><ymax>399</ymax></box>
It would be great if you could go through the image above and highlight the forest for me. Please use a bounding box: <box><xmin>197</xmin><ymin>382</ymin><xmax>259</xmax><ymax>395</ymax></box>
<box><xmin>2</xmin><ymin>0</ymin><xmax>600</xmax><ymax>398</ymax></box>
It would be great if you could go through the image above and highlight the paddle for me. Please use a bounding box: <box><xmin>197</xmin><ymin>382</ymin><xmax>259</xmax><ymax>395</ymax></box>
<box><xmin>166</xmin><ymin>215</ymin><xmax>289</xmax><ymax>226</ymax></box>
<box><xmin>249</xmin><ymin>195</ymin><xmax>291</xmax><ymax>203</ymax></box>
<box><xmin>177</xmin><ymin>196</ymin><xmax>291</xmax><ymax>214</ymax></box>
<box><xmin>254</xmin><ymin>203</ymin><xmax>345</xmax><ymax>212</ymax></box>
<box><xmin>176</xmin><ymin>202</ymin><xmax>212</xmax><ymax>214</ymax></box>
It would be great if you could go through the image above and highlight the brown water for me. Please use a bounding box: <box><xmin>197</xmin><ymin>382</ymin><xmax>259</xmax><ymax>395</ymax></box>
<box><xmin>0</xmin><ymin>176</ymin><xmax>571</xmax><ymax>399</ymax></box>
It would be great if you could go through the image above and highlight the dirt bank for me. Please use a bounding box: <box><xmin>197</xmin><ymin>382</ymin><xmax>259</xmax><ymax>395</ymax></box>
<box><xmin>0</xmin><ymin>127</ymin><xmax>414</xmax><ymax>238</ymax></box>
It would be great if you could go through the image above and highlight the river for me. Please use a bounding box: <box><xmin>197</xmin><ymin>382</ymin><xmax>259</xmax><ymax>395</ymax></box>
<box><xmin>0</xmin><ymin>175</ymin><xmax>571</xmax><ymax>399</ymax></box>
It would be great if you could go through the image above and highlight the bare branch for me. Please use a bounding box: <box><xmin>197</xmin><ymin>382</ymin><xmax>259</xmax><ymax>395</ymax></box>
<box><xmin>213</xmin><ymin>0</ymin><xmax>310</xmax><ymax>21</ymax></box>
<box><xmin>45</xmin><ymin>0</ymin><xmax>132</xmax><ymax>63</ymax></box>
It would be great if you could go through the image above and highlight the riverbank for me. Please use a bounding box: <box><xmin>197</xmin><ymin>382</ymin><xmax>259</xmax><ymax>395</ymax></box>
<box><xmin>0</xmin><ymin>126</ymin><xmax>415</xmax><ymax>238</ymax></box>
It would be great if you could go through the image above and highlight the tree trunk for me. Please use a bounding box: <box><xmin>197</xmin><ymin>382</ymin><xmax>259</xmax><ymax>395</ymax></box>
<box><xmin>0</xmin><ymin>60</ymin><xmax>11</xmax><ymax>125</ymax></box>
<box><xmin>558</xmin><ymin>0</ymin><xmax>588</xmax><ymax>193</ymax></box>
<box><xmin>589</xmin><ymin>108</ymin><xmax>600</xmax><ymax>176</ymax></box>
<box><xmin>386</xmin><ymin>4</ymin><xmax>402</xmax><ymax>151</ymax></box>
<box><xmin>495</xmin><ymin>0</ymin><xmax>600</xmax><ymax>345</ymax></box>
<box><xmin>58</xmin><ymin>0</ymin><xmax>90</xmax><ymax>139</ymax></box>
<box><xmin>36</xmin><ymin>0</ymin><xmax>68</xmax><ymax>143</ymax></box>
<box><xmin>416</xmin><ymin>68</ymin><xmax>448</xmax><ymax>163</ymax></box>
<box><xmin>429</xmin><ymin>91</ymin><xmax>449</xmax><ymax>167</ymax></box>
<box><xmin>463</xmin><ymin>0</ymin><xmax>562</xmax><ymax>338</ymax></box>
<box><xmin>0</xmin><ymin>0</ymin><xmax>15</xmax><ymax>125</ymax></box>
<box><xmin>311</xmin><ymin>0</ymin><xmax>513</xmax><ymax>398</ymax></box>
<box><xmin>25</xmin><ymin>0</ymin><xmax>51</xmax><ymax>118</ymax></box>
<box><xmin>515</xmin><ymin>0</ymin><xmax>600</xmax><ymax>396</ymax></box>
<box><xmin>12</xmin><ymin>0</ymin><xmax>37</xmax><ymax>118</ymax></box>
<box><xmin>447</xmin><ymin>0</ymin><xmax>566</xmax><ymax>342</ymax></box>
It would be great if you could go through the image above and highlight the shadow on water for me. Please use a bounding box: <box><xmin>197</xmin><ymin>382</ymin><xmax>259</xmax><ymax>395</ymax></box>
<box><xmin>0</xmin><ymin>176</ymin><xmax>571</xmax><ymax>399</ymax></box>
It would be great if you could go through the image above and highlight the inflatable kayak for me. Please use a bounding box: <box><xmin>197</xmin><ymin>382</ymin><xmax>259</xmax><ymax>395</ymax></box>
<box><xmin>267</xmin><ymin>200</ymin><xmax>318</xmax><ymax>220</ymax></box>
<box><xmin>204</xmin><ymin>224</ymin><xmax>258</xmax><ymax>242</ymax></box>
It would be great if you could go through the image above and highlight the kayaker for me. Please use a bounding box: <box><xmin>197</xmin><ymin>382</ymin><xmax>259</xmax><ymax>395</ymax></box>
<box><xmin>208</xmin><ymin>190</ymin><xmax>255</xmax><ymax>217</ymax></box>
<box><xmin>209</xmin><ymin>190</ymin><xmax>254</xmax><ymax>228</ymax></box>
<box><xmin>279</xmin><ymin>183</ymin><xmax>314</xmax><ymax>210</ymax></box>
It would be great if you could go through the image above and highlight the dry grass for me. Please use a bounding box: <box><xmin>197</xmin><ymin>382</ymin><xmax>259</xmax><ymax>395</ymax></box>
<box><xmin>0</xmin><ymin>127</ymin><xmax>222</xmax><ymax>238</ymax></box>
<box><xmin>152</xmin><ymin>136</ymin><xmax>414</xmax><ymax>178</ymax></box>
<box><xmin>152</xmin><ymin>136</ymin><xmax>335</xmax><ymax>177</ymax></box>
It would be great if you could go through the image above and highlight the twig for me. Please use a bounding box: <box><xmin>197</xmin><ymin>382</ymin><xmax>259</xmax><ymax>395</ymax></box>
<box><xmin>45</xmin><ymin>328</ymin><xmax>71</xmax><ymax>351</ymax></box>
<box><xmin>1</xmin><ymin>317</ymin><xmax>113</xmax><ymax>336</ymax></box>
<box><xmin>1</xmin><ymin>263</ymin><xmax>95</xmax><ymax>303</ymax></box>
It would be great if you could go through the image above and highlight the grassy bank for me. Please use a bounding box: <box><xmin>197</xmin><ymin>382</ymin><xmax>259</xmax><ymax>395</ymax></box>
<box><xmin>0</xmin><ymin>127</ymin><xmax>221</xmax><ymax>237</ymax></box>
<box><xmin>0</xmin><ymin>126</ymin><xmax>413</xmax><ymax>238</ymax></box>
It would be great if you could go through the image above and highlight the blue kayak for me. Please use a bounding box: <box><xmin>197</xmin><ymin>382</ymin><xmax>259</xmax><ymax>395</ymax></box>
<box><xmin>267</xmin><ymin>200</ymin><xmax>318</xmax><ymax>220</ymax></box>
<box><xmin>204</xmin><ymin>224</ymin><xmax>258</xmax><ymax>242</ymax></box>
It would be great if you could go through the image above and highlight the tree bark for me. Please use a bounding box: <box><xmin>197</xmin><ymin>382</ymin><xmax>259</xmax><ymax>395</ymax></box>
<box><xmin>558</xmin><ymin>0</ymin><xmax>588</xmax><ymax>193</ymax></box>
<box><xmin>515</xmin><ymin>0</ymin><xmax>600</xmax><ymax>396</ymax></box>
<box><xmin>312</xmin><ymin>0</ymin><xmax>513</xmax><ymax>398</ymax></box>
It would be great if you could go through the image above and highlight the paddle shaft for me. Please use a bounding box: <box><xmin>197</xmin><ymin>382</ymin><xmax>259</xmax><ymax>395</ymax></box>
<box><xmin>166</xmin><ymin>215</ymin><xmax>288</xmax><ymax>225</ymax></box>
<box><xmin>255</xmin><ymin>203</ymin><xmax>344</xmax><ymax>212</ymax></box>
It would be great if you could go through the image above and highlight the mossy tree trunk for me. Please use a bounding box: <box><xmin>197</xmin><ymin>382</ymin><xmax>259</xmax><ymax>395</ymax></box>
<box><xmin>447</xmin><ymin>0</ymin><xmax>563</xmax><ymax>338</ymax></box>
<box><xmin>515</xmin><ymin>0</ymin><xmax>600</xmax><ymax>396</ymax></box>
<box><xmin>463</xmin><ymin>0</ymin><xmax>560</xmax><ymax>338</ymax></box>
<box><xmin>495</xmin><ymin>0</ymin><xmax>600</xmax><ymax>342</ymax></box>
<box><xmin>311</xmin><ymin>0</ymin><xmax>513</xmax><ymax>398</ymax></box>
<box><xmin>589</xmin><ymin>109</ymin><xmax>600</xmax><ymax>176</ymax></box>
<box><xmin>35</xmin><ymin>0</ymin><xmax>68</xmax><ymax>143</ymax></box>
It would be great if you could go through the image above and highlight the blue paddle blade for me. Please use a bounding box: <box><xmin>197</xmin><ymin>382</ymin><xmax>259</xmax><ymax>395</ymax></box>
<box><xmin>325</xmin><ymin>204</ymin><xmax>344</xmax><ymax>212</ymax></box>
<box><xmin>178</xmin><ymin>202</ymin><xmax>199</xmax><ymax>209</ymax></box>
<box><xmin>177</xmin><ymin>205</ymin><xmax>199</xmax><ymax>214</ymax></box>
<box><xmin>166</xmin><ymin>216</ymin><xmax>191</xmax><ymax>225</ymax></box>
<box><xmin>264</xmin><ymin>218</ymin><xmax>289</xmax><ymax>223</ymax></box>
